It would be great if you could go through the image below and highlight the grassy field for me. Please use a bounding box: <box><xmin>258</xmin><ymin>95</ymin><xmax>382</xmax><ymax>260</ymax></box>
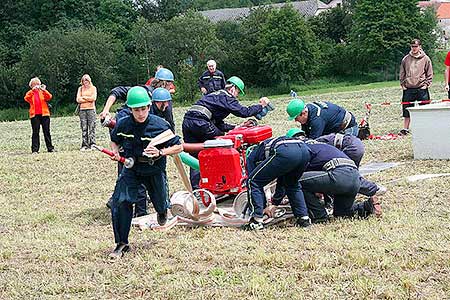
<box><xmin>0</xmin><ymin>83</ymin><xmax>449</xmax><ymax>300</ymax></box>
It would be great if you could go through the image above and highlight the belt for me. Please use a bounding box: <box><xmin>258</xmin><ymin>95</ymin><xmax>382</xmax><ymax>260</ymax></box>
<box><xmin>323</xmin><ymin>158</ymin><xmax>356</xmax><ymax>171</ymax></box>
<box><xmin>137</xmin><ymin>156</ymin><xmax>161</xmax><ymax>164</ymax></box>
<box><xmin>188</xmin><ymin>105</ymin><xmax>212</xmax><ymax>120</ymax></box>
<box><xmin>339</xmin><ymin>111</ymin><xmax>352</xmax><ymax>131</ymax></box>
<box><xmin>264</xmin><ymin>139</ymin><xmax>304</xmax><ymax>159</ymax></box>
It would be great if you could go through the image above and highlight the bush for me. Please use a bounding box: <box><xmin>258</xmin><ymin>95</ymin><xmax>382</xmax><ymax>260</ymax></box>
<box><xmin>17</xmin><ymin>28</ymin><xmax>125</xmax><ymax>109</ymax></box>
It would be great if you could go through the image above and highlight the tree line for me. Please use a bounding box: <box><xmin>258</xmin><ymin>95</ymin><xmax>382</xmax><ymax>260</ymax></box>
<box><xmin>0</xmin><ymin>0</ymin><xmax>438</xmax><ymax>110</ymax></box>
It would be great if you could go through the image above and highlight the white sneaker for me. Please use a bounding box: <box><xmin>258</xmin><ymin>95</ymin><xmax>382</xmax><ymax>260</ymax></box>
<box><xmin>80</xmin><ymin>146</ymin><xmax>89</xmax><ymax>151</ymax></box>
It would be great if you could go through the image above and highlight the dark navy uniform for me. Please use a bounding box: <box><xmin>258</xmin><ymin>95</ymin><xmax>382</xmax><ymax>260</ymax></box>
<box><xmin>110</xmin><ymin>114</ymin><xmax>181</xmax><ymax>245</ymax></box>
<box><xmin>314</xmin><ymin>134</ymin><xmax>379</xmax><ymax>197</ymax></box>
<box><xmin>110</xmin><ymin>86</ymin><xmax>175</xmax><ymax>132</ymax></box>
<box><xmin>299</xmin><ymin>143</ymin><xmax>361</xmax><ymax>221</ymax></box>
<box><xmin>182</xmin><ymin>89</ymin><xmax>264</xmax><ymax>188</ymax></box>
<box><xmin>111</xmin><ymin>86</ymin><xmax>176</xmax><ymax>217</ymax></box>
<box><xmin>246</xmin><ymin>136</ymin><xmax>311</xmax><ymax>219</ymax></box>
<box><xmin>197</xmin><ymin>70</ymin><xmax>226</xmax><ymax>94</ymax></box>
<box><xmin>302</xmin><ymin>101</ymin><xmax>357</xmax><ymax>139</ymax></box>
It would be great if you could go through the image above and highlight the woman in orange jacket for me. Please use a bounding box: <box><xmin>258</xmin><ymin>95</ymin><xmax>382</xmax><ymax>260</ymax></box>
<box><xmin>24</xmin><ymin>77</ymin><xmax>55</xmax><ymax>153</ymax></box>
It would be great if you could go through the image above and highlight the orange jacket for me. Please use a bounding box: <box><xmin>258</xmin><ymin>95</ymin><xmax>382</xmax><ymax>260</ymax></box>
<box><xmin>24</xmin><ymin>89</ymin><xmax>52</xmax><ymax>118</ymax></box>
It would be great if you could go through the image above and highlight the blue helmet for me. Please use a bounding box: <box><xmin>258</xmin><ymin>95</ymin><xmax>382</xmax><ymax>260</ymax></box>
<box><xmin>155</xmin><ymin>68</ymin><xmax>174</xmax><ymax>81</ymax></box>
<box><xmin>152</xmin><ymin>87</ymin><xmax>172</xmax><ymax>102</ymax></box>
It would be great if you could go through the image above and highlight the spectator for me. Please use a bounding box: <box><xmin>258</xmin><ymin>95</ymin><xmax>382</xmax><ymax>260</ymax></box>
<box><xmin>24</xmin><ymin>77</ymin><xmax>55</xmax><ymax>154</ymax></box>
<box><xmin>399</xmin><ymin>39</ymin><xmax>433</xmax><ymax>135</ymax></box>
<box><xmin>76</xmin><ymin>74</ymin><xmax>97</xmax><ymax>151</ymax></box>
<box><xmin>197</xmin><ymin>60</ymin><xmax>226</xmax><ymax>95</ymax></box>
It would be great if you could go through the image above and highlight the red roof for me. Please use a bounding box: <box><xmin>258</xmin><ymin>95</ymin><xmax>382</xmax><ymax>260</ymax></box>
<box><xmin>437</xmin><ymin>3</ymin><xmax>450</xmax><ymax>19</ymax></box>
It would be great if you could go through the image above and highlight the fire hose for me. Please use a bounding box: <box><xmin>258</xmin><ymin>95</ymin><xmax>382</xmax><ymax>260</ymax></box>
<box><xmin>92</xmin><ymin>145</ymin><xmax>134</xmax><ymax>168</ymax></box>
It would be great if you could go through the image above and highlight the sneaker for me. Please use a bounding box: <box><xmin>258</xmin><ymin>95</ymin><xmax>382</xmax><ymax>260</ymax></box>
<box><xmin>241</xmin><ymin>217</ymin><xmax>264</xmax><ymax>231</ymax></box>
<box><xmin>398</xmin><ymin>129</ymin><xmax>410</xmax><ymax>136</ymax></box>
<box><xmin>375</xmin><ymin>185</ymin><xmax>387</xmax><ymax>196</ymax></box>
<box><xmin>32</xmin><ymin>151</ymin><xmax>39</xmax><ymax>155</ymax></box>
<box><xmin>295</xmin><ymin>216</ymin><xmax>312</xmax><ymax>228</ymax></box>
<box><xmin>48</xmin><ymin>148</ymin><xmax>56</xmax><ymax>153</ymax></box>
<box><xmin>157</xmin><ymin>210</ymin><xmax>168</xmax><ymax>226</ymax></box>
<box><xmin>90</xmin><ymin>144</ymin><xmax>97</xmax><ymax>150</ymax></box>
<box><xmin>109</xmin><ymin>243</ymin><xmax>130</xmax><ymax>259</ymax></box>
<box><xmin>80</xmin><ymin>146</ymin><xmax>89</xmax><ymax>151</ymax></box>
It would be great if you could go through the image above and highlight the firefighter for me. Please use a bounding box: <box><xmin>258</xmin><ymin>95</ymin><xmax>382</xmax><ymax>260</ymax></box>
<box><xmin>287</xmin><ymin>128</ymin><xmax>387</xmax><ymax>201</ymax></box>
<box><xmin>242</xmin><ymin>135</ymin><xmax>312</xmax><ymax>230</ymax></box>
<box><xmin>108</xmin><ymin>86</ymin><xmax>182</xmax><ymax>258</ymax></box>
<box><xmin>182</xmin><ymin>76</ymin><xmax>270</xmax><ymax>189</ymax></box>
<box><xmin>283</xmin><ymin>128</ymin><xmax>380</xmax><ymax>223</ymax></box>
<box><xmin>102</xmin><ymin>78</ymin><xmax>176</xmax><ymax>216</ymax></box>
<box><xmin>286</xmin><ymin>98</ymin><xmax>358</xmax><ymax>139</ymax></box>
<box><xmin>99</xmin><ymin>68</ymin><xmax>175</xmax><ymax>132</ymax></box>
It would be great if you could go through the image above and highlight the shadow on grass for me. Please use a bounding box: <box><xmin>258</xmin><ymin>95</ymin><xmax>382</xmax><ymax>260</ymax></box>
<box><xmin>74</xmin><ymin>207</ymin><xmax>111</xmax><ymax>226</ymax></box>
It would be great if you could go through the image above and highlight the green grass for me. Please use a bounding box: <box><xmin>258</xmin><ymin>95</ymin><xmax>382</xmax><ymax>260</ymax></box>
<box><xmin>0</xmin><ymin>83</ymin><xmax>449</xmax><ymax>299</ymax></box>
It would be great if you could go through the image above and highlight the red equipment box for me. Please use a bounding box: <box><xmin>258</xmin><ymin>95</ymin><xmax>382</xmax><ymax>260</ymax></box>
<box><xmin>225</xmin><ymin>125</ymin><xmax>272</xmax><ymax>144</ymax></box>
<box><xmin>199</xmin><ymin>147</ymin><xmax>243</xmax><ymax>193</ymax></box>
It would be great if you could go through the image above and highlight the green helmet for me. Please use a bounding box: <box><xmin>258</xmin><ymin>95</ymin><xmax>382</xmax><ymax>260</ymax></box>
<box><xmin>286</xmin><ymin>99</ymin><xmax>305</xmax><ymax>121</ymax></box>
<box><xmin>227</xmin><ymin>76</ymin><xmax>245</xmax><ymax>96</ymax></box>
<box><xmin>286</xmin><ymin>127</ymin><xmax>305</xmax><ymax>138</ymax></box>
<box><xmin>127</xmin><ymin>86</ymin><xmax>151</xmax><ymax>108</ymax></box>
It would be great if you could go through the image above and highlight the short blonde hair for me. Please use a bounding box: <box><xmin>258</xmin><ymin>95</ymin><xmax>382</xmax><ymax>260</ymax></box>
<box><xmin>80</xmin><ymin>74</ymin><xmax>92</xmax><ymax>85</ymax></box>
<box><xmin>29</xmin><ymin>77</ymin><xmax>41</xmax><ymax>88</ymax></box>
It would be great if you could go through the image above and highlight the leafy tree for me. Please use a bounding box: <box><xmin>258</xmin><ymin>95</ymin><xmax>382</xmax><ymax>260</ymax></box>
<box><xmin>17</xmin><ymin>28</ymin><xmax>124</xmax><ymax>108</ymax></box>
<box><xmin>309</xmin><ymin>5</ymin><xmax>352</xmax><ymax>43</ymax></box>
<box><xmin>350</xmin><ymin>0</ymin><xmax>438</xmax><ymax>78</ymax></box>
<box><xmin>256</xmin><ymin>5</ymin><xmax>320</xmax><ymax>85</ymax></box>
<box><xmin>134</xmin><ymin>11</ymin><xmax>226</xmax><ymax>102</ymax></box>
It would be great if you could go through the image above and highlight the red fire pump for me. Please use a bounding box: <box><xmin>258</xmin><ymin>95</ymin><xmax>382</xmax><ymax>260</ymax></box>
<box><xmin>197</xmin><ymin>124</ymin><xmax>272</xmax><ymax>199</ymax></box>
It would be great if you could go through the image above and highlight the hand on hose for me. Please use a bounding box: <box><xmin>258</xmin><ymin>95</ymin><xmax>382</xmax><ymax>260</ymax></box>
<box><xmin>111</xmin><ymin>150</ymin><xmax>121</xmax><ymax>161</ymax></box>
<box><xmin>144</xmin><ymin>145</ymin><xmax>163</xmax><ymax>158</ymax></box>
<box><xmin>99</xmin><ymin>111</ymin><xmax>111</xmax><ymax>119</ymax></box>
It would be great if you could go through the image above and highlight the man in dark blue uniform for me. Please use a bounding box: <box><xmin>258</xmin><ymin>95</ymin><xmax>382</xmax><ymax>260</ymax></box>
<box><xmin>242</xmin><ymin>135</ymin><xmax>312</xmax><ymax>230</ymax></box>
<box><xmin>286</xmin><ymin>99</ymin><xmax>358</xmax><ymax>139</ymax></box>
<box><xmin>182</xmin><ymin>76</ymin><xmax>270</xmax><ymax>189</ymax></box>
<box><xmin>109</xmin><ymin>86</ymin><xmax>183</xmax><ymax>258</ymax></box>
<box><xmin>101</xmin><ymin>79</ymin><xmax>176</xmax><ymax>216</ymax></box>
<box><xmin>198</xmin><ymin>60</ymin><xmax>226</xmax><ymax>95</ymax></box>
<box><xmin>294</xmin><ymin>140</ymin><xmax>378</xmax><ymax>223</ymax></box>
<box><xmin>288</xmin><ymin>129</ymin><xmax>387</xmax><ymax>203</ymax></box>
